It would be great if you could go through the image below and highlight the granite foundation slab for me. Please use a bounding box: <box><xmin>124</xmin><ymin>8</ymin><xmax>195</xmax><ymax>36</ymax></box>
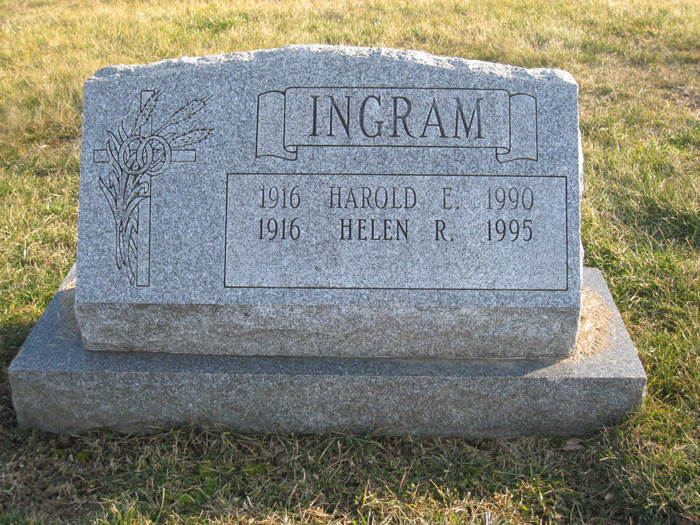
<box><xmin>10</xmin><ymin>267</ymin><xmax>645</xmax><ymax>437</ymax></box>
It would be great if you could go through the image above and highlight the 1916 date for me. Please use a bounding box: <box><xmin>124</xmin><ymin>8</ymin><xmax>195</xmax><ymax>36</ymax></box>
<box><xmin>258</xmin><ymin>217</ymin><xmax>300</xmax><ymax>240</ymax></box>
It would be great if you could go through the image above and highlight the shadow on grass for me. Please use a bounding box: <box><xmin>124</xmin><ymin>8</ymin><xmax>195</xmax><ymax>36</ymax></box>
<box><xmin>0</xmin><ymin>513</ymin><xmax>47</xmax><ymax>525</ymax></box>
<box><xmin>644</xmin><ymin>201</ymin><xmax>700</xmax><ymax>249</ymax></box>
<box><xmin>1</xmin><ymin>320</ymin><xmax>36</xmax><ymax>433</ymax></box>
<box><xmin>0</xmin><ymin>423</ymin><xmax>689</xmax><ymax>524</ymax></box>
<box><xmin>618</xmin><ymin>197</ymin><xmax>700</xmax><ymax>249</ymax></box>
<box><xmin>0</xmin><ymin>320</ymin><xmax>35</xmax><ymax>365</ymax></box>
<box><xmin>75</xmin><ymin>423</ymin><xmax>687</xmax><ymax>525</ymax></box>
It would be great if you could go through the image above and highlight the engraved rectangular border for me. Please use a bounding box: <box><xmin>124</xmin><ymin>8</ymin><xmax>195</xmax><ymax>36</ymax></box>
<box><xmin>224</xmin><ymin>173</ymin><xmax>570</xmax><ymax>292</ymax></box>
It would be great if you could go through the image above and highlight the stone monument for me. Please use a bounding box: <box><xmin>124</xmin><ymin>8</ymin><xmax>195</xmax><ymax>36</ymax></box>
<box><xmin>9</xmin><ymin>46</ymin><xmax>646</xmax><ymax>436</ymax></box>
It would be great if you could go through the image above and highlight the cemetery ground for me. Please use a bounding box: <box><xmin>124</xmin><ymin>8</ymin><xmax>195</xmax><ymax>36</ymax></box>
<box><xmin>0</xmin><ymin>0</ymin><xmax>699</xmax><ymax>522</ymax></box>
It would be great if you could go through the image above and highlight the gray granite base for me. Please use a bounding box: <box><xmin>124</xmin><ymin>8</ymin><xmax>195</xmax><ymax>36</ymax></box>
<box><xmin>9</xmin><ymin>268</ymin><xmax>646</xmax><ymax>437</ymax></box>
<box><xmin>76</xmin><ymin>302</ymin><xmax>580</xmax><ymax>360</ymax></box>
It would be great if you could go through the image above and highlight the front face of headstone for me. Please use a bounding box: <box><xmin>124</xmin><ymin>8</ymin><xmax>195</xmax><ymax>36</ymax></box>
<box><xmin>75</xmin><ymin>46</ymin><xmax>581</xmax><ymax>358</ymax></box>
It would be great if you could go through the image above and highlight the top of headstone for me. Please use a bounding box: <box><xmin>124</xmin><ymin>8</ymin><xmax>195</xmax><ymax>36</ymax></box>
<box><xmin>75</xmin><ymin>45</ymin><xmax>582</xmax><ymax>359</ymax></box>
<box><xmin>89</xmin><ymin>45</ymin><xmax>578</xmax><ymax>86</ymax></box>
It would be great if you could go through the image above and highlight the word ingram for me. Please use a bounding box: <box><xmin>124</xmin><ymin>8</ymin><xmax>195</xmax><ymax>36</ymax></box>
<box><xmin>309</xmin><ymin>94</ymin><xmax>484</xmax><ymax>141</ymax></box>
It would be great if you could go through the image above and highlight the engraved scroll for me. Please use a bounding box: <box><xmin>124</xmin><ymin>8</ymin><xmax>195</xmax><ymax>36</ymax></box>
<box><xmin>256</xmin><ymin>88</ymin><xmax>537</xmax><ymax>163</ymax></box>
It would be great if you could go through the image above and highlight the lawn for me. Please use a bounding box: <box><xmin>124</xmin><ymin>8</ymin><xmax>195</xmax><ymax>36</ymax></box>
<box><xmin>1</xmin><ymin>0</ymin><xmax>699</xmax><ymax>523</ymax></box>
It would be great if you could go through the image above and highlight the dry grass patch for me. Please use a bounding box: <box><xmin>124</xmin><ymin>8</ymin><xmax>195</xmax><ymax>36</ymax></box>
<box><xmin>574</xmin><ymin>288</ymin><xmax>614</xmax><ymax>358</ymax></box>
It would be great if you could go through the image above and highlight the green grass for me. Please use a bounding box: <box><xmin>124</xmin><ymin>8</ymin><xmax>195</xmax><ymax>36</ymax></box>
<box><xmin>1</xmin><ymin>0</ymin><xmax>699</xmax><ymax>523</ymax></box>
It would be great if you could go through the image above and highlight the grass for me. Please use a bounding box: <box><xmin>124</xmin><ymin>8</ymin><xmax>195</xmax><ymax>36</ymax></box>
<box><xmin>1</xmin><ymin>0</ymin><xmax>699</xmax><ymax>522</ymax></box>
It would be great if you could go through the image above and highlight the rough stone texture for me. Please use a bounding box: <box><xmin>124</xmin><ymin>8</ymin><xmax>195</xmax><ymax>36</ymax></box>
<box><xmin>75</xmin><ymin>45</ymin><xmax>581</xmax><ymax>359</ymax></box>
<box><xmin>10</xmin><ymin>267</ymin><xmax>645</xmax><ymax>437</ymax></box>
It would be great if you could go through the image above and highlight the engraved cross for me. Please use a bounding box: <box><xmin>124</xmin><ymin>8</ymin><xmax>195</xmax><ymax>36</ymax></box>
<box><xmin>93</xmin><ymin>90</ymin><xmax>209</xmax><ymax>287</ymax></box>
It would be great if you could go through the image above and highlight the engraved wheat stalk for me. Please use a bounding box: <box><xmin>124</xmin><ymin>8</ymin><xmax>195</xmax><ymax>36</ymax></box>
<box><xmin>99</xmin><ymin>92</ymin><xmax>213</xmax><ymax>285</ymax></box>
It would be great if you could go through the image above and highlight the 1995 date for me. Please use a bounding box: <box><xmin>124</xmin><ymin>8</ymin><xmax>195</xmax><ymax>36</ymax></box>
<box><xmin>487</xmin><ymin>219</ymin><xmax>532</xmax><ymax>241</ymax></box>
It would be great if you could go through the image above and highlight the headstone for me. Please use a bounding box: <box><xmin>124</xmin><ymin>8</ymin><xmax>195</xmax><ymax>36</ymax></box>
<box><xmin>74</xmin><ymin>46</ymin><xmax>582</xmax><ymax>359</ymax></box>
<box><xmin>9</xmin><ymin>46</ymin><xmax>646</xmax><ymax>436</ymax></box>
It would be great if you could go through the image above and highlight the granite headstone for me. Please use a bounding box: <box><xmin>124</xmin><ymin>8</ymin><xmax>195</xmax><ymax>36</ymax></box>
<box><xmin>9</xmin><ymin>46</ymin><xmax>646</xmax><ymax>436</ymax></box>
<box><xmin>74</xmin><ymin>45</ymin><xmax>582</xmax><ymax>359</ymax></box>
